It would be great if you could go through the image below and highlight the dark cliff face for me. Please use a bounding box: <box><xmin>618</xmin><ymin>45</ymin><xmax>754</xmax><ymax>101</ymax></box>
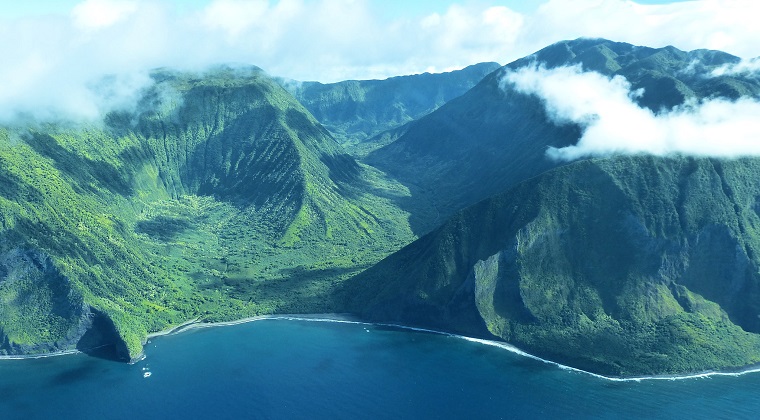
<box><xmin>75</xmin><ymin>307</ymin><xmax>131</xmax><ymax>362</ymax></box>
<box><xmin>0</xmin><ymin>245</ymin><xmax>126</xmax><ymax>359</ymax></box>
<box><xmin>344</xmin><ymin>156</ymin><xmax>760</xmax><ymax>376</ymax></box>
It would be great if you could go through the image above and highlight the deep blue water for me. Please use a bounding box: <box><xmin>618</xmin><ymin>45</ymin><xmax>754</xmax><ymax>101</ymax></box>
<box><xmin>2</xmin><ymin>318</ymin><xmax>760</xmax><ymax>419</ymax></box>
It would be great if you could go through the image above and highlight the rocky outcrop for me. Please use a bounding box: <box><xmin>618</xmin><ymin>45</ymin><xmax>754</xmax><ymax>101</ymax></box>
<box><xmin>0</xmin><ymin>246</ymin><xmax>128</xmax><ymax>360</ymax></box>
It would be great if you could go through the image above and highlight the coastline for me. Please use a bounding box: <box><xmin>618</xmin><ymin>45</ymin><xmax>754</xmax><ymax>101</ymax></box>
<box><xmin>5</xmin><ymin>313</ymin><xmax>760</xmax><ymax>381</ymax></box>
<box><xmin>0</xmin><ymin>348</ymin><xmax>81</xmax><ymax>361</ymax></box>
<box><xmin>145</xmin><ymin>313</ymin><xmax>361</xmax><ymax>340</ymax></box>
<box><xmin>143</xmin><ymin>314</ymin><xmax>760</xmax><ymax>382</ymax></box>
<box><xmin>0</xmin><ymin>314</ymin><xmax>356</xmax><ymax>363</ymax></box>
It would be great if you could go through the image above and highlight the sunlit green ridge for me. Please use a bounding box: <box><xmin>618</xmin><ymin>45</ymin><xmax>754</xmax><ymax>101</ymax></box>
<box><xmin>0</xmin><ymin>66</ymin><xmax>416</xmax><ymax>359</ymax></box>
<box><xmin>4</xmin><ymin>39</ymin><xmax>760</xmax><ymax>376</ymax></box>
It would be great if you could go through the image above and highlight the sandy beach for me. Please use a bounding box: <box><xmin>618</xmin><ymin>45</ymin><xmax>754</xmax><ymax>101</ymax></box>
<box><xmin>0</xmin><ymin>348</ymin><xmax>82</xmax><ymax>361</ymax></box>
<box><xmin>145</xmin><ymin>313</ymin><xmax>361</xmax><ymax>340</ymax></box>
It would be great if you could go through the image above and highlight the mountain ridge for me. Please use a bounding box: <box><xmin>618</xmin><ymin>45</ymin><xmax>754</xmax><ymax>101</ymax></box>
<box><xmin>284</xmin><ymin>62</ymin><xmax>501</xmax><ymax>156</ymax></box>
<box><xmin>365</xmin><ymin>38</ymin><xmax>760</xmax><ymax>234</ymax></box>
<box><xmin>343</xmin><ymin>155</ymin><xmax>760</xmax><ymax>375</ymax></box>
<box><xmin>2</xmin><ymin>39</ymin><xmax>760</xmax><ymax>376</ymax></box>
<box><xmin>0</xmin><ymin>66</ymin><xmax>415</xmax><ymax>360</ymax></box>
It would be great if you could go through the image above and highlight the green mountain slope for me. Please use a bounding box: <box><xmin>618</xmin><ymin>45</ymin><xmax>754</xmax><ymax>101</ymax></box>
<box><xmin>366</xmin><ymin>38</ymin><xmax>760</xmax><ymax>234</ymax></box>
<box><xmin>284</xmin><ymin>62</ymin><xmax>501</xmax><ymax>156</ymax></box>
<box><xmin>343</xmin><ymin>156</ymin><xmax>760</xmax><ymax>376</ymax></box>
<box><xmin>4</xmin><ymin>39</ymin><xmax>760</xmax><ymax>378</ymax></box>
<box><xmin>0</xmin><ymin>67</ymin><xmax>415</xmax><ymax>360</ymax></box>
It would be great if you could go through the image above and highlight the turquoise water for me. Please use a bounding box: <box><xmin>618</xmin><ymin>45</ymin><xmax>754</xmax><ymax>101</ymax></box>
<box><xmin>2</xmin><ymin>318</ymin><xmax>760</xmax><ymax>419</ymax></box>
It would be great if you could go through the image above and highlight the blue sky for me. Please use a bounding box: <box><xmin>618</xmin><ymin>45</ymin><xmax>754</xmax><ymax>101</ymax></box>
<box><xmin>1</xmin><ymin>0</ymin><xmax>695</xmax><ymax>18</ymax></box>
<box><xmin>0</xmin><ymin>0</ymin><xmax>756</xmax><ymax>122</ymax></box>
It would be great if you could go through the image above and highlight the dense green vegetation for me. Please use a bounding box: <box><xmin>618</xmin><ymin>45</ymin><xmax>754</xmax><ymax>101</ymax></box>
<box><xmin>284</xmin><ymin>62</ymin><xmax>500</xmax><ymax>157</ymax></box>
<box><xmin>3</xmin><ymin>39</ymin><xmax>760</xmax><ymax>377</ymax></box>
<box><xmin>366</xmin><ymin>39</ymin><xmax>760</xmax><ymax>234</ymax></box>
<box><xmin>343</xmin><ymin>156</ymin><xmax>760</xmax><ymax>376</ymax></box>
<box><xmin>0</xmin><ymin>66</ymin><xmax>415</xmax><ymax>360</ymax></box>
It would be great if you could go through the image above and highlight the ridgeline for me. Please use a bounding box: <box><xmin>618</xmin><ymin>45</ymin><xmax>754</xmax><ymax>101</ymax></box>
<box><xmin>0</xmin><ymin>66</ymin><xmax>416</xmax><ymax>360</ymax></box>
<box><xmin>3</xmin><ymin>39</ymin><xmax>760</xmax><ymax>376</ymax></box>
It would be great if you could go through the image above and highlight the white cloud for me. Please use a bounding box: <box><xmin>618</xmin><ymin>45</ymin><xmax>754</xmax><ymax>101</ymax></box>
<box><xmin>201</xmin><ymin>0</ymin><xmax>268</xmax><ymax>37</ymax></box>
<box><xmin>711</xmin><ymin>57</ymin><xmax>760</xmax><ymax>77</ymax></box>
<box><xmin>502</xmin><ymin>65</ymin><xmax>760</xmax><ymax>161</ymax></box>
<box><xmin>72</xmin><ymin>0</ymin><xmax>138</xmax><ymax>30</ymax></box>
<box><xmin>1</xmin><ymin>0</ymin><xmax>760</xmax><ymax>124</ymax></box>
<box><xmin>512</xmin><ymin>0</ymin><xmax>760</xmax><ymax>64</ymax></box>
<box><xmin>0</xmin><ymin>0</ymin><xmax>526</xmax><ymax>123</ymax></box>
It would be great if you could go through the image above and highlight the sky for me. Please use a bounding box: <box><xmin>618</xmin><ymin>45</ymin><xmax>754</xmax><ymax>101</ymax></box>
<box><xmin>1</xmin><ymin>0</ymin><xmax>753</xmax><ymax>82</ymax></box>
<box><xmin>0</xmin><ymin>0</ymin><xmax>758</xmax><ymax>125</ymax></box>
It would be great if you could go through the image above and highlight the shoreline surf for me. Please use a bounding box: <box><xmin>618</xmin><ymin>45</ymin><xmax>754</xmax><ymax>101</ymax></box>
<box><xmin>4</xmin><ymin>313</ymin><xmax>760</xmax><ymax>382</ymax></box>
<box><xmin>142</xmin><ymin>314</ymin><xmax>760</xmax><ymax>382</ymax></box>
<box><xmin>0</xmin><ymin>349</ymin><xmax>81</xmax><ymax>361</ymax></box>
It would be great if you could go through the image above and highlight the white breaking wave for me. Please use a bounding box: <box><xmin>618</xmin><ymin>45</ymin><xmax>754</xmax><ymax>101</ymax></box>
<box><xmin>204</xmin><ymin>315</ymin><xmax>760</xmax><ymax>382</ymax></box>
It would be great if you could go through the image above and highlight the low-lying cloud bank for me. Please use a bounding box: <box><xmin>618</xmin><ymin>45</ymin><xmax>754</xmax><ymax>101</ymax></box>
<box><xmin>711</xmin><ymin>58</ymin><xmax>760</xmax><ymax>77</ymax></box>
<box><xmin>502</xmin><ymin>65</ymin><xmax>760</xmax><ymax>161</ymax></box>
<box><xmin>0</xmin><ymin>0</ymin><xmax>522</xmax><ymax>124</ymax></box>
<box><xmin>2</xmin><ymin>0</ymin><xmax>760</xmax><ymax>125</ymax></box>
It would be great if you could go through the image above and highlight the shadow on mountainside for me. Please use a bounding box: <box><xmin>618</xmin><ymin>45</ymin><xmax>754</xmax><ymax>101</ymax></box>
<box><xmin>25</xmin><ymin>132</ymin><xmax>137</xmax><ymax>197</ymax></box>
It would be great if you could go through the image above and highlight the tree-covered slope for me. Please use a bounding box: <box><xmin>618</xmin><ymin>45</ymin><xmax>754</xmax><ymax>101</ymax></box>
<box><xmin>0</xmin><ymin>67</ymin><xmax>415</xmax><ymax>360</ymax></box>
<box><xmin>343</xmin><ymin>156</ymin><xmax>760</xmax><ymax>376</ymax></box>
<box><xmin>366</xmin><ymin>38</ymin><xmax>760</xmax><ymax>234</ymax></box>
<box><xmin>284</xmin><ymin>62</ymin><xmax>501</xmax><ymax>156</ymax></box>
<box><xmin>4</xmin><ymin>40</ymin><xmax>760</xmax><ymax>378</ymax></box>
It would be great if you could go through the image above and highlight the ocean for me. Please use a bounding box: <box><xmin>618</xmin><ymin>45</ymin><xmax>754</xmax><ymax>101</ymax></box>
<box><xmin>1</xmin><ymin>318</ymin><xmax>759</xmax><ymax>419</ymax></box>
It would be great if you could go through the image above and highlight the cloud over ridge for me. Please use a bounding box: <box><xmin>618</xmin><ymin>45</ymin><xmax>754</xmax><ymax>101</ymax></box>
<box><xmin>502</xmin><ymin>65</ymin><xmax>760</xmax><ymax>161</ymax></box>
<box><xmin>711</xmin><ymin>58</ymin><xmax>760</xmax><ymax>77</ymax></box>
<box><xmin>2</xmin><ymin>0</ymin><xmax>760</xmax><ymax>124</ymax></box>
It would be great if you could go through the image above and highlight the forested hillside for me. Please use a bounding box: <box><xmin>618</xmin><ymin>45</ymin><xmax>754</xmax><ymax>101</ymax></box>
<box><xmin>285</xmin><ymin>62</ymin><xmax>500</xmax><ymax>156</ymax></box>
<box><xmin>4</xmin><ymin>39</ymin><xmax>760</xmax><ymax>377</ymax></box>
<box><xmin>0</xmin><ymin>67</ymin><xmax>415</xmax><ymax>360</ymax></box>
<box><xmin>344</xmin><ymin>156</ymin><xmax>760</xmax><ymax>375</ymax></box>
<box><xmin>366</xmin><ymin>39</ymin><xmax>760</xmax><ymax>233</ymax></box>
